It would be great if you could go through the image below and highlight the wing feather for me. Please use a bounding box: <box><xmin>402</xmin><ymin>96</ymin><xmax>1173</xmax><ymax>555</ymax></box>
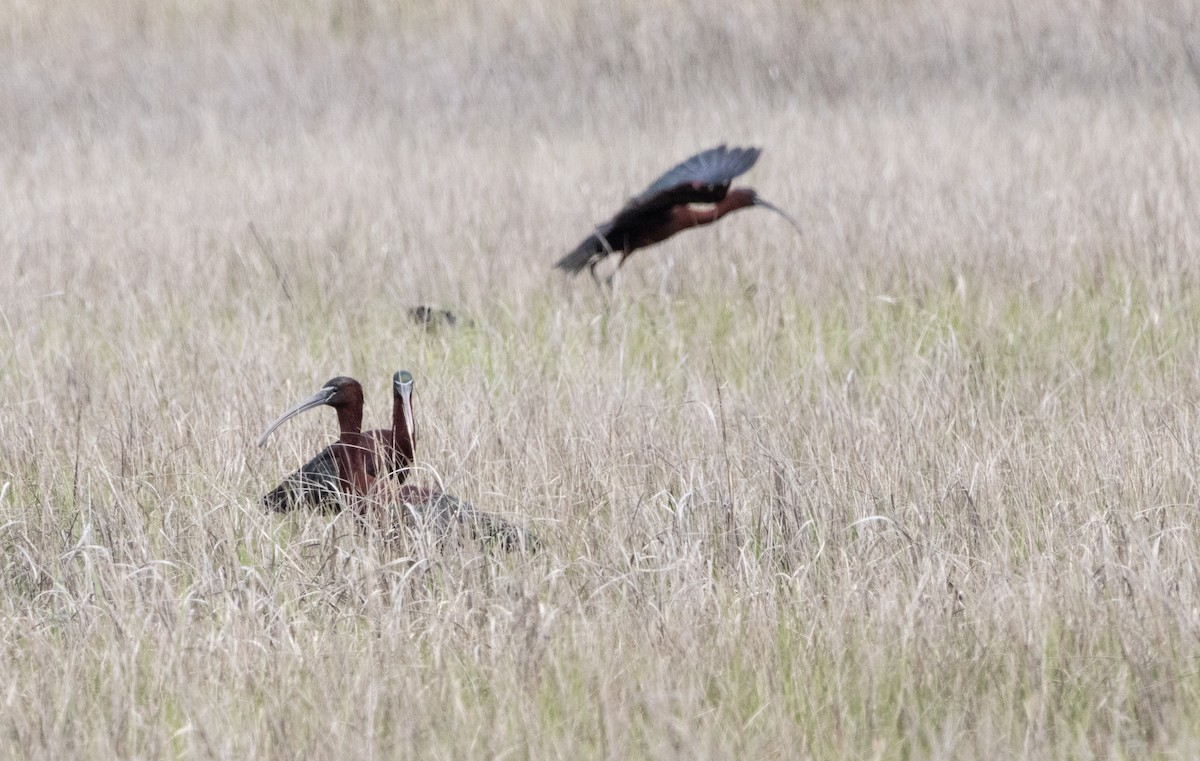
<box><xmin>630</xmin><ymin>144</ymin><xmax>762</xmax><ymax>209</ymax></box>
<box><xmin>261</xmin><ymin>445</ymin><xmax>346</xmax><ymax>512</ymax></box>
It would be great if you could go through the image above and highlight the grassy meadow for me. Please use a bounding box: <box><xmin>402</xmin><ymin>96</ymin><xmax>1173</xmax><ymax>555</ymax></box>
<box><xmin>3</xmin><ymin>0</ymin><xmax>1200</xmax><ymax>757</ymax></box>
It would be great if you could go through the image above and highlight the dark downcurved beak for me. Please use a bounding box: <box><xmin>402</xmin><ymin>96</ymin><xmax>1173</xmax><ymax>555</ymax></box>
<box><xmin>754</xmin><ymin>198</ymin><xmax>803</xmax><ymax>237</ymax></box>
<box><xmin>394</xmin><ymin>370</ymin><xmax>415</xmax><ymax>443</ymax></box>
<box><xmin>257</xmin><ymin>384</ymin><xmax>337</xmax><ymax>447</ymax></box>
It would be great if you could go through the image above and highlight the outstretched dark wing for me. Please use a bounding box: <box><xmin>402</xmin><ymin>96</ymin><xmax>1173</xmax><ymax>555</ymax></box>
<box><xmin>628</xmin><ymin>144</ymin><xmax>761</xmax><ymax>211</ymax></box>
<box><xmin>555</xmin><ymin>145</ymin><xmax>761</xmax><ymax>274</ymax></box>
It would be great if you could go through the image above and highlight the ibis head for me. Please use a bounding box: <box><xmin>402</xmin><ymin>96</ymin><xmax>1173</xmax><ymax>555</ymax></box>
<box><xmin>257</xmin><ymin>376</ymin><xmax>364</xmax><ymax>447</ymax></box>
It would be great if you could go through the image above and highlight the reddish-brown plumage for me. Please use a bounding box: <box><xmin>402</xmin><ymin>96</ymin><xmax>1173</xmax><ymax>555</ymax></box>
<box><xmin>556</xmin><ymin>146</ymin><xmax>801</xmax><ymax>287</ymax></box>
<box><xmin>260</xmin><ymin>373</ymin><xmax>418</xmax><ymax>513</ymax></box>
<box><xmin>376</xmin><ymin>370</ymin><xmax>540</xmax><ymax>551</ymax></box>
<box><xmin>620</xmin><ymin>188</ymin><xmax>761</xmax><ymax>263</ymax></box>
<box><xmin>383</xmin><ymin>370</ymin><xmax>415</xmax><ymax>478</ymax></box>
<box><xmin>259</xmin><ymin>371</ymin><xmax>538</xmax><ymax>551</ymax></box>
<box><xmin>329</xmin><ymin>384</ymin><xmax>374</xmax><ymax>498</ymax></box>
<box><xmin>258</xmin><ymin>376</ymin><xmax>382</xmax><ymax>512</ymax></box>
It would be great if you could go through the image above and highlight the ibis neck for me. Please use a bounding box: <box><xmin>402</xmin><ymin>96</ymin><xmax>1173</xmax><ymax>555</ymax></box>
<box><xmin>334</xmin><ymin>402</ymin><xmax>363</xmax><ymax>440</ymax></box>
<box><xmin>391</xmin><ymin>394</ymin><xmax>415</xmax><ymax>472</ymax></box>
<box><xmin>714</xmin><ymin>187</ymin><xmax>757</xmax><ymax>217</ymax></box>
<box><xmin>331</xmin><ymin>439</ymin><xmax>373</xmax><ymax>498</ymax></box>
<box><xmin>671</xmin><ymin>189</ymin><xmax>756</xmax><ymax>233</ymax></box>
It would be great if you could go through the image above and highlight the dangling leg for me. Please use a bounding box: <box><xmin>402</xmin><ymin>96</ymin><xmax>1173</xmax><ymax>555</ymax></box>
<box><xmin>590</xmin><ymin>233</ymin><xmax>618</xmax><ymax>294</ymax></box>
<box><xmin>605</xmin><ymin>251</ymin><xmax>631</xmax><ymax>292</ymax></box>
<box><xmin>588</xmin><ymin>258</ymin><xmax>604</xmax><ymax>292</ymax></box>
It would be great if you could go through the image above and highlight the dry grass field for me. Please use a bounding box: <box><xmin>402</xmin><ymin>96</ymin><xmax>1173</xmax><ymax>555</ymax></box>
<box><xmin>3</xmin><ymin>0</ymin><xmax>1200</xmax><ymax>757</ymax></box>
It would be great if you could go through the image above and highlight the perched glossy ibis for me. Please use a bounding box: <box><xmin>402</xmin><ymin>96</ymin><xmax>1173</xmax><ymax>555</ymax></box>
<box><xmin>258</xmin><ymin>372</ymin><xmax>537</xmax><ymax>552</ymax></box>
<box><xmin>555</xmin><ymin>144</ymin><xmax>803</xmax><ymax>287</ymax></box>
<box><xmin>384</xmin><ymin>370</ymin><xmax>415</xmax><ymax>477</ymax></box>
<box><xmin>384</xmin><ymin>370</ymin><xmax>539</xmax><ymax>552</ymax></box>
<box><xmin>258</xmin><ymin>376</ymin><xmax>380</xmax><ymax>512</ymax></box>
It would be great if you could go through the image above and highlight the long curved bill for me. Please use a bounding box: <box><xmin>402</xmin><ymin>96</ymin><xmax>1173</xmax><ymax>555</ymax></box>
<box><xmin>754</xmin><ymin>198</ymin><xmax>803</xmax><ymax>237</ymax></box>
<box><xmin>393</xmin><ymin>370</ymin><xmax>415</xmax><ymax>443</ymax></box>
<box><xmin>257</xmin><ymin>384</ymin><xmax>337</xmax><ymax>447</ymax></box>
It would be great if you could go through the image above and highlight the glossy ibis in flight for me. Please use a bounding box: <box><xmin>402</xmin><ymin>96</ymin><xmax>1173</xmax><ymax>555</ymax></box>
<box><xmin>258</xmin><ymin>376</ymin><xmax>380</xmax><ymax>512</ymax></box>
<box><xmin>555</xmin><ymin>144</ymin><xmax>803</xmax><ymax>287</ymax></box>
<box><xmin>383</xmin><ymin>370</ymin><xmax>539</xmax><ymax>552</ymax></box>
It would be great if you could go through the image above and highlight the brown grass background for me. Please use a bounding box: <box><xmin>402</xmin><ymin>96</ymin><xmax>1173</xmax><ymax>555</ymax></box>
<box><xmin>2</xmin><ymin>0</ymin><xmax>1200</xmax><ymax>757</ymax></box>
